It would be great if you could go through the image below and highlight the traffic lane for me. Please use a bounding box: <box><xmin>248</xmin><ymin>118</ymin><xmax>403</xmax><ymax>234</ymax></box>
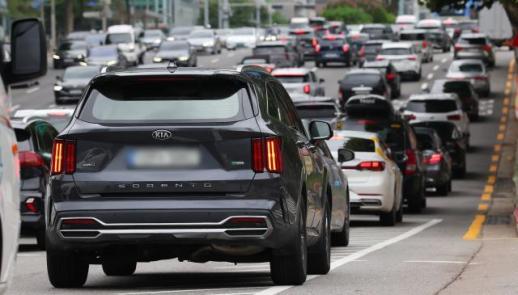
<box><xmin>281</xmin><ymin>51</ymin><xmax>512</xmax><ymax>295</ymax></box>
<box><xmin>10</xmin><ymin>66</ymin><xmax>64</xmax><ymax>110</ymax></box>
<box><xmin>143</xmin><ymin>47</ymin><xmax>251</xmax><ymax>68</ymax></box>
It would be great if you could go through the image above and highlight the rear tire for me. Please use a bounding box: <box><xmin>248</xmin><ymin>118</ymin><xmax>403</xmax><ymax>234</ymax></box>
<box><xmin>270</xmin><ymin>198</ymin><xmax>307</xmax><ymax>285</ymax></box>
<box><xmin>102</xmin><ymin>259</ymin><xmax>137</xmax><ymax>276</ymax></box>
<box><xmin>36</xmin><ymin>229</ymin><xmax>46</xmax><ymax>250</ymax></box>
<box><xmin>47</xmin><ymin>247</ymin><xmax>89</xmax><ymax>288</ymax></box>
<box><xmin>396</xmin><ymin>201</ymin><xmax>403</xmax><ymax>223</ymax></box>
<box><xmin>380</xmin><ymin>201</ymin><xmax>397</xmax><ymax>226</ymax></box>
<box><xmin>436</xmin><ymin>181</ymin><xmax>449</xmax><ymax>196</ymax></box>
<box><xmin>407</xmin><ymin>188</ymin><xmax>424</xmax><ymax>213</ymax></box>
<box><xmin>308</xmin><ymin>202</ymin><xmax>331</xmax><ymax>274</ymax></box>
<box><xmin>332</xmin><ymin>195</ymin><xmax>350</xmax><ymax>246</ymax></box>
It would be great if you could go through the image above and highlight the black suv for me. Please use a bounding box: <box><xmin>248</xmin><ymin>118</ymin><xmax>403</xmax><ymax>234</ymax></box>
<box><xmin>45</xmin><ymin>65</ymin><xmax>346</xmax><ymax>287</ymax></box>
<box><xmin>338</xmin><ymin>69</ymin><xmax>391</xmax><ymax>108</ymax></box>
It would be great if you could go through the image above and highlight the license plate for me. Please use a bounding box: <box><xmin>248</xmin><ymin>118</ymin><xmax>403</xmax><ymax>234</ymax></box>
<box><xmin>325</xmin><ymin>53</ymin><xmax>338</xmax><ymax>58</ymax></box>
<box><xmin>128</xmin><ymin>147</ymin><xmax>201</xmax><ymax>169</ymax></box>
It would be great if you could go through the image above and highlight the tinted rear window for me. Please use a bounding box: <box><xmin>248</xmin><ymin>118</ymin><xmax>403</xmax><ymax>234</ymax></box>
<box><xmin>415</xmin><ymin>133</ymin><xmax>436</xmax><ymax>150</ymax></box>
<box><xmin>320</xmin><ymin>39</ymin><xmax>344</xmax><ymax>47</ymax></box>
<box><xmin>380</xmin><ymin>48</ymin><xmax>411</xmax><ymax>55</ymax></box>
<box><xmin>362</xmin><ymin>28</ymin><xmax>384</xmax><ymax>36</ymax></box>
<box><xmin>343</xmin><ymin>74</ymin><xmax>380</xmax><ymax>85</ymax></box>
<box><xmin>79</xmin><ymin>77</ymin><xmax>249</xmax><ymax>124</ymax></box>
<box><xmin>328</xmin><ymin>137</ymin><xmax>375</xmax><ymax>153</ymax></box>
<box><xmin>296</xmin><ymin>105</ymin><xmax>336</xmax><ymax>119</ymax></box>
<box><xmin>400</xmin><ymin>33</ymin><xmax>425</xmax><ymax>41</ymax></box>
<box><xmin>364</xmin><ymin>44</ymin><xmax>382</xmax><ymax>54</ymax></box>
<box><xmin>406</xmin><ymin>100</ymin><xmax>458</xmax><ymax>113</ymax></box>
<box><xmin>459</xmin><ymin>37</ymin><xmax>486</xmax><ymax>45</ymax></box>
<box><xmin>254</xmin><ymin>46</ymin><xmax>285</xmax><ymax>55</ymax></box>
<box><xmin>413</xmin><ymin>123</ymin><xmax>454</xmax><ymax>143</ymax></box>
<box><xmin>275</xmin><ymin>75</ymin><xmax>309</xmax><ymax>83</ymax></box>
<box><xmin>452</xmin><ymin>63</ymin><xmax>483</xmax><ymax>73</ymax></box>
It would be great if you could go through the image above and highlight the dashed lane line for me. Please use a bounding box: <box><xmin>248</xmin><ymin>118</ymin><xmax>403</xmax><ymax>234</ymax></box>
<box><xmin>441</xmin><ymin>58</ymin><xmax>448</xmax><ymax>64</ymax></box>
<box><xmin>433</xmin><ymin>65</ymin><xmax>440</xmax><ymax>71</ymax></box>
<box><xmin>26</xmin><ymin>86</ymin><xmax>39</xmax><ymax>94</ymax></box>
<box><xmin>211</xmin><ymin>58</ymin><xmax>219</xmax><ymax>64</ymax></box>
<box><xmin>427</xmin><ymin>73</ymin><xmax>434</xmax><ymax>80</ymax></box>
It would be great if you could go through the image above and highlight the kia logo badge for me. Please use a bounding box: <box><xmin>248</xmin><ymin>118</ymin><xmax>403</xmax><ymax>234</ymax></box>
<box><xmin>152</xmin><ymin>130</ymin><xmax>172</xmax><ymax>140</ymax></box>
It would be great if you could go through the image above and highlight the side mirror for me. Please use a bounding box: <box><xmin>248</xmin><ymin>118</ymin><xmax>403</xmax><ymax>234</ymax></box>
<box><xmin>9</xmin><ymin>18</ymin><xmax>47</xmax><ymax>84</ymax></box>
<box><xmin>309</xmin><ymin>120</ymin><xmax>333</xmax><ymax>141</ymax></box>
<box><xmin>338</xmin><ymin>148</ymin><xmax>355</xmax><ymax>162</ymax></box>
<box><xmin>319</xmin><ymin>78</ymin><xmax>325</xmax><ymax>83</ymax></box>
<box><xmin>421</xmin><ymin>84</ymin><xmax>430</xmax><ymax>93</ymax></box>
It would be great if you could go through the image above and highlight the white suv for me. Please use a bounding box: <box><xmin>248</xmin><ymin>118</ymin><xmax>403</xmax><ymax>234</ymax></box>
<box><xmin>377</xmin><ymin>42</ymin><xmax>422</xmax><ymax>81</ymax></box>
<box><xmin>403</xmin><ymin>93</ymin><xmax>470</xmax><ymax>141</ymax></box>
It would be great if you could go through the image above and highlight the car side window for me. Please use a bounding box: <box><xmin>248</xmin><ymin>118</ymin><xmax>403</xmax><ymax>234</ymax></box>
<box><xmin>272</xmin><ymin>82</ymin><xmax>307</xmax><ymax>136</ymax></box>
<box><xmin>266</xmin><ymin>84</ymin><xmax>283</xmax><ymax>122</ymax></box>
<box><xmin>34</xmin><ymin>122</ymin><xmax>54</xmax><ymax>155</ymax></box>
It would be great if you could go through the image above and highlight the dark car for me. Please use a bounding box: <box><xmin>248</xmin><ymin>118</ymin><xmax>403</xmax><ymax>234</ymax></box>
<box><xmin>339</xmin><ymin>95</ymin><xmax>427</xmax><ymax>212</ymax></box>
<box><xmin>15</xmin><ymin>120</ymin><xmax>59</xmax><ymax>249</ymax></box>
<box><xmin>53</xmin><ymin>40</ymin><xmax>88</xmax><ymax>69</ymax></box>
<box><xmin>289</xmin><ymin>28</ymin><xmax>318</xmax><ymax>61</ymax></box>
<box><xmin>85</xmin><ymin>45</ymin><xmax>128</xmax><ymax>69</ymax></box>
<box><xmin>167</xmin><ymin>26</ymin><xmax>193</xmax><ymax>41</ymax></box>
<box><xmin>414</xmin><ymin>127</ymin><xmax>452</xmax><ymax>195</ymax></box>
<box><xmin>54</xmin><ymin>65</ymin><xmax>101</xmax><ymax>104</ymax></box>
<box><xmin>45</xmin><ymin>66</ymin><xmax>348</xmax><ymax>288</ymax></box>
<box><xmin>425</xmin><ymin>29</ymin><xmax>452</xmax><ymax>52</ymax></box>
<box><xmin>152</xmin><ymin>40</ymin><xmax>197</xmax><ymax>66</ymax></box>
<box><xmin>338</xmin><ymin>69</ymin><xmax>391</xmax><ymax>108</ymax></box>
<box><xmin>253</xmin><ymin>41</ymin><xmax>299</xmax><ymax>67</ymax></box>
<box><xmin>293</xmin><ymin>96</ymin><xmax>342</xmax><ymax>126</ymax></box>
<box><xmin>412</xmin><ymin>121</ymin><xmax>467</xmax><ymax>178</ymax></box>
<box><xmin>361</xmin><ymin>60</ymin><xmax>401</xmax><ymax>98</ymax></box>
<box><xmin>359</xmin><ymin>40</ymin><xmax>388</xmax><ymax>65</ymax></box>
<box><xmin>315</xmin><ymin>34</ymin><xmax>357</xmax><ymax>67</ymax></box>
<box><xmin>430</xmin><ymin>79</ymin><xmax>480</xmax><ymax>121</ymax></box>
<box><xmin>360</xmin><ymin>24</ymin><xmax>395</xmax><ymax>41</ymax></box>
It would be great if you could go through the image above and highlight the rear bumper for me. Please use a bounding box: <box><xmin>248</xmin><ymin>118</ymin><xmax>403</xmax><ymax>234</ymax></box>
<box><xmin>424</xmin><ymin>166</ymin><xmax>449</xmax><ymax>187</ymax></box>
<box><xmin>316</xmin><ymin>53</ymin><xmax>350</xmax><ymax>63</ymax></box>
<box><xmin>46</xmin><ymin>198</ymin><xmax>297</xmax><ymax>252</ymax></box>
<box><xmin>403</xmin><ymin>174</ymin><xmax>423</xmax><ymax>201</ymax></box>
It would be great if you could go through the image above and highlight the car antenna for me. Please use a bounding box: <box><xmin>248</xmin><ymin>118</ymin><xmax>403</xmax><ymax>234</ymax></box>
<box><xmin>167</xmin><ymin>60</ymin><xmax>178</xmax><ymax>73</ymax></box>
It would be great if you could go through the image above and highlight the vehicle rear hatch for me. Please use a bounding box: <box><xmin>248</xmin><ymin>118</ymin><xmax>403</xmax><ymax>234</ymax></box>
<box><xmin>66</xmin><ymin>75</ymin><xmax>260</xmax><ymax>196</ymax></box>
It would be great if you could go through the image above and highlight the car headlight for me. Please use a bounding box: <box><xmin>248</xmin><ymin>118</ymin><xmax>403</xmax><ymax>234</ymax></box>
<box><xmin>53</xmin><ymin>54</ymin><xmax>60</xmax><ymax>60</ymax></box>
<box><xmin>107</xmin><ymin>60</ymin><xmax>117</xmax><ymax>66</ymax></box>
<box><xmin>54</xmin><ymin>85</ymin><xmax>63</xmax><ymax>91</ymax></box>
<box><xmin>203</xmin><ymin>41</ymin><xmax>214</xmax><ymax>47</ymax></box>
<box><xmin>178</xmin><ymin>56</ymin><xmax>189</xmax><ymax>61</ymax></box>
<box><xmin>153</xmin><ymin>39</ymin><xmax>161</xmax><ymax>44</ymax></box>
<box><xmin>153</xmin><ymin>57</ymin><xmax>163</xmax><ymax>62</ymax></box>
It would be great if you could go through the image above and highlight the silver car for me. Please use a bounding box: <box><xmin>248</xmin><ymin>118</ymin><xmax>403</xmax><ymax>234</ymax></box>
<box><xmin>377</xmin><ymin>42</ymin><xmax>422</xmax><ymax>81</ymax></box>
<box><xmin>398</xmin><ymin>30</ymin><xmax>433</xmax><ymax>63</ymax></box>
<box><xmin>446</xmin><ymin>59</ymin><xmax>490</xmax><ymax>97</ymax></box>
<box><xmin>187</xmin><ymin>29</ymin><xmax>221</xmax><ymax>54</ymax></box>
<box><xmin>272</xmin><ymin>68</ymin><xmax>325</xmax><ymax>97</ymax></box>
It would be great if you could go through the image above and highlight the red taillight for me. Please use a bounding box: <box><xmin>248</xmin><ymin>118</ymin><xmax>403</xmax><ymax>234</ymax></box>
<box><xmin>483</xmin><ymin>44</ymin><xmax>491</xmax><ymax>52</ymax></box>
<box><xmin>356</xmin><ymin>161</ymin><xmax>385</xmax><ymax>171</ymax></box>
<box><xmin>338</xmin><ymin>88</ymin><xmax>343</xmax><ymax>98</ymax></box>
<box><xmin>404</xmin><ymin>149</ymin><xmax>417</xmax><ymax>175</ymax></box>
<box><xmin>251</xmin><ymin>137</ymin><xmax>283</xmax><ymax>173</ymax></box>
<box><xmin>19</xmin><ymin>151</ymin><xmax>44</xmax><ymax>168</ymax></box>
<box><xmin>359</xmin><ymin>46</ymin><xmax>365</xmax><ymax>57</ymax></box>
<box><xmin>386</xmin><ymin>72</ymin><xmax>396</xmax><ymax>81</ymax></box>
<box><xmin>51</xmin><ymin>139</ymin><xmax>76</xmax><ymax>175</ymax></box>
<box><xmin>315</xmin><ymin>44</ymin><xmax>321</xmax><ymax>53</ymax></box>
<box><xmin>342</xmin><ymin>43</ymin><xmax>350</xmax><ymax>52</ymax></box>
<box><xmin>424</xmin><ymin>153</ymin><xmax>442</xmax><ymax>165</ymax></box>
<box><xmin>422</xmin><ymin>41</ymin><xmax>427</xmax><ymax>48</ymax></box>
<box><xmin>376</xmin><ymin>55</ymin><xmax>384</xmax><ymax>61</ymax></box>
<box><xmin>25</xmin><ymin>198</ymin><xmax>38</xmax><ymax>213</ymax></box>
<box><xmin>474</xmin><ymin>76</ymin><xmax>487</xmax><ymax>80</ymax></box>
<box><xmin>454</xmin><ymin>44</ymin><xmax>463</xmax><ymax>51</ymax></box>
<box><xmin>404</xmin><ymin>114</ymin><xmax>416</xmax><ymax>121</ymax></box>
<box><xmin>447</xmin><ymin>114</ymin><xmax>461</xmax><ymax>120</ymax></box>
<box><xmin>407</xmin><ymin>55</ymin><xmax>417</xmax><ymax>61</ymax></box>
<box><xmin>229</xmin><ymin>217</ymin><xmax>267</xmax><ymax>226</ymax></box>
<box><xmin>312</xmin><ymin>37</ymin><xmax>318</xmax><ymax>47</ymax></box>
<box><xmin>303</xmin><ymin>84</ymin><xmax>311</xmax><ymax>94</ymax></box>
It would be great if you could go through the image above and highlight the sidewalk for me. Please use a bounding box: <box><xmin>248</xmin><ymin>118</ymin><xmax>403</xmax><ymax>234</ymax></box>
<box><xmin>440</xmin><ymin>58</ymin><xmax>518</xmax><ymax>295</ymax></box>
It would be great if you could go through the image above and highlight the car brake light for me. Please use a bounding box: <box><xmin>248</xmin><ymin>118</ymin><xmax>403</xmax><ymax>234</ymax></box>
<box><xmin>386</xmin><ymin>72</ymin><xmax>396</xmax><ymax>80</ymax></box>
<box><xmin>62</xmin><ymin>218</ymin><xmax>97</xmax><ymax>225</ymax></box>
<box><xmin>407</xmin><ymin>55</ymin><xmax>417</xmax><ymax>61</ymax></box>
<box><xmin>474</xmin><ymin>76</ymin><xmax>487</xmax><ymax>80</ymax></box>
<box><xmin>347</xmin><ymin>161</ymin><xmax>385</xmax><ymax>171</ymax></box>
<box><xmin>51</xmin><ymin>139</ymin><xmax>76</xmax><ymax>175</ymax></box>
<box><xmin>315</xmin><ymin>44</ymin><xmax>321</xmax><ymax>53</ymax></box>
<box><xmin>338</xmin><ymin>88</ymin><xmax>343</xmax><ymax>98</ymax></box>
<box><xmin>251</xmin><ymin>137</ymin><xmax>283</xmax><ymax>173</ymax></box>
<box><xmin>19</xmin><ymin>151</ymin><xmax>44</xmax><ymax>168</ymax></box>
<box><xmin>303</xmin><ymin>84</ymin><xmax>311</xmax><ymax>94</ymax></box>
<box><xmin>483</xmin><ymin>44</ymin><xmax>491</xmax><ymax>52</ymax></box>
<box><xmin>404</xmin><ymin>114</ymin><xmax>416</xmax><ymax>121</ymax></box>
<box><xmin>312</xmin><ymin>37</ymin><xmax>318</xmax><ymax>47</ymax></box>
<box><xmin>454</xmin><ymin>44</ymin><xmax>463</xmax><ymax>51</ymax></box>
<box><xmin>422</xmin><ymin>41</ymin><xmax>427</xmax><ymax>48</ymax></box>
<box><xmin>424</xmin><ymin>153</ymin><xmax>442</xmax><ymax>165</ymax></box>
<box><xmin>228</xmin><ymin>217</ymin><xmax>267</xmax><ymax>226</ymax></box>
<box><xmin>447</xmin><ymin>114</ymin><xmax>462</xmax><ymax>120</ymax></box>
<box><xmin>404</xmin><ymin>149</ymin><xmax>417</xmax><ymax>175</ymax></box>
<box><xmin>376</xmin><ymin>55</ymin><xmax>384</xmax><ymax>61</ymax></box>
<box><xmin>25</xmin><ymin>197</ymin><xmax>39</xmax><ymax>213</ymax></box>
<box><xmin>342</xmin><ymin>44</ymin><xmax>350</xmax><ymax>52</ymax></box>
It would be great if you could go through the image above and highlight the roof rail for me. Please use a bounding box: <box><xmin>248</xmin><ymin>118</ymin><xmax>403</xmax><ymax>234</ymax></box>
<box><xmin>239</xmin><ymin>65</ymin><xmax>270</xmax><ymax>75</ymax></box>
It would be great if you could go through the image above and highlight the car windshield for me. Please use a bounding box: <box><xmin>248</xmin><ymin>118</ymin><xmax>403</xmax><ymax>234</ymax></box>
<box><xmin>160</xmin><ymin>42</ymin><xmax>188</xmax><ymax>51</ymax></box>
<box><xmin>364</xmin><ymin>44</ymin><xmax>382</xmax><ymax>54</ymax></box>
<box><xmin>88</xmin><ymin>47</ymin><xmax>116</xmax><ymax>57</ymax></box>
<box><xmin>296</xmin><ymin>105</ymin><xmax>336</xmax><ymax>119</ymax></box>
<box><xmin>451</xmin><ymin>63</ymin><xmax>483</xmax><ymax>73</ymax></box>
<box><xmin>343</xmin><ymin>74</ymin><xmax>380</xmax><ymax>85</ymax></box>
<box><xmin>64</xmin><ymin>67</ymin><xmax>99</xmax><ymax>80</ymax></box>
<box><xmin>459</xmin><ymin>37</ymin><xmax>486</xmax><ymax>45</ymax></box>
<box><xmin>380</xmin><ymin>48</ymin><xmax>411</xmax><ymax>55</ymax></box>
<box><xmin>406</xmin><ymin>100</ymin><xmax>458</xmax><ymax>113</ymax></box>
<box><xmin>59</xmin><ymin>41</ymin><xmax>87</xmax><ymax>50</ymax></box>
<box><xmin>79</xmin><ymin>77</ymin><xmax>248</xmax><ymax>124</ymax></box>
<box><xmin>144</xmin><ymin>30</ymin><xmax>162</xmax><ymax>37</ymax></box>
<box><xmin>400</xmin><ymin>33</ymin><xmax>425</xmax><ymax>41</ymax></box>
<box><xmin>327</xmin><ymin>136</ymin><xmax>376</xmax><ymax>153</ymax></box>
<box><xmin>274</xmin><ymin>75</ymin><xmax>309</xmax><ymax>83</ymax></box>
<box><xmin>106</xmin><ymin>33</ymin><xmax>132</xmax><ymax>44</ymax></box>
<box><xmin>190</xmin><ymin>30</ymin><xmax>212</xmax><ymax>38</ymax></box>
<box><xmin>254</xmin><ymin>46</ymin><xmax>285</xmax><ymax>55</ymax></box>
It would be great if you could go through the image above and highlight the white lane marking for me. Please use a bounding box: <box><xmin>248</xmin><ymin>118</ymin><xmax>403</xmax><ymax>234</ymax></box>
<box><xmin>433</xmin><ymin>65</ymin><xmax>439</xmax><ymax>71</ymax></box>
<box><xmin>9</xmin><ymin>104</ymin><xmax>20</xmax><ymax>112</ymax></box>
<box><xmin>26</xmin><ymin>87</ymin><xmax>40</xmax><ymax>94</ymax></box>
<box><xmin>255</xmin><ymin>219</ymin><xmax>442</xmax><ymax>295</ymax></box>
<box><xmin>404</xmin><ymin>260</ymin><xmax>468</xmax><ymax>264</ymax></box>
<box><xmin>421</xmin><ymin>82</ymin><xmax>429</xmax><ymax>90</ymax></box>
<box><xmin>211</xmin><ymin>58</ymin><xmax>219</xmax><ymax>64</ymax></box>
<box><xmin>119</xmin><ymin>287</ymin><xmax>265</xmax><ymax>295</ymax></box>
<box><xmin>427</xmin><ymin>73</ymin><xmax>434</xmax><ymax>80</ymax></box>
<box><xmin>441</xmin><ymin>58</ymin><xmax>448</xmax><ymax>64</ymax></box>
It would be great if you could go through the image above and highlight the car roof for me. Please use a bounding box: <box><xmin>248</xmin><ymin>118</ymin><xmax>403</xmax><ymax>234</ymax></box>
<box><xmin>272</xmin><ymin>68</ymin><xmax>311</xmax><ymax>75</ymax></box>
<box><xmin>345</xmin><ymin>69</ymin><xmax>382</xmax><ymax>75</ymax></box>
<box><xmin>408</xmin><ymin>93</ymin><xmax>459</xmax><ymax>101</ymax></box>
<box><xmin>362</xmin><ymin>60</ymin><xmax>390</xmax><ymax>68</ymax></box>
<box><xmin>332</xmin><ymin>130</ymin><xmax>380</xmax><ymax>140</ymax></box>
<box><xmin>460</xmin><ymin>33</ymin><xmax>487</xmax><ymax>38</ymax></box>
<box><xmin>399</xmin><ymin>29</ymin><xmax>427</xmax><ymax>34</ymax></box>
<box><xmin>382</xmin><ymin>42</ymin><xmax>413</xmax><ymax>49</ymax></box>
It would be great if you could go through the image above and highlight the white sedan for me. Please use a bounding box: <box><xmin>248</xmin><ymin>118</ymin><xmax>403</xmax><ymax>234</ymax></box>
<box><xmin>327</xmin><ymin>130</ymin><xmax>403</xmax><ymax>226</ymax></box>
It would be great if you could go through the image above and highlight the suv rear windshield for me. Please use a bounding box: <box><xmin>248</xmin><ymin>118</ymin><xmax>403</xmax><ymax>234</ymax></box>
<box><xmin>400</xmin><ymin>33</ymin><xmax>425</xmax><ymax>41</ymax></box>
<box><xmin>452</xmin><ymin>63</ymin><xmax>483</xmax><ymax>73</ymax></box>
<box><xmin>254</xmin><ymin>46</ymin><xmax>285</xmax><ymax>55</ymax></box>
<box><xmin>459</xmin><ymin>37</ymin><xmax>486</xmax><ymax>45</ymax></box>
<box><xmin>406</xmin><ymin>100</ymin><xmax>458</xmax><ymax>113</ymax></box>
<box><xmin>296</xmin><ymin>104</ymin><xmax>336</xmax><ymax>119</ymax></box>
<box><xmin>79</xmin><ymin>77</ymin><xmax>250</xmax><ymax>124</ymax></box>
<box><xmin>364</xmin><ymin>44</ymin><xmax>382</xmax><ymax>54</ymax></box>
<box><xmin>328</xmin><ymin>136</ymin><xmax>375</xmax><ymax>153</ymax></box>
<box><xmin>342</xmin><ymin>73</ymin><xmax>380</xmax><ymax>85</ymax></box>
<box><xmin>380</xmin><ymin>48</ymin><xmax>411</xmax><ymax>55</ymax></box>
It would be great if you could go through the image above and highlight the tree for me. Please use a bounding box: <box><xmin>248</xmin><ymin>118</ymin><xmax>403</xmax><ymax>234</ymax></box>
<box><xmin>421</xmin><ymin>0</ymin><xmax>518</xmax><ymax>34</ymax></box>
